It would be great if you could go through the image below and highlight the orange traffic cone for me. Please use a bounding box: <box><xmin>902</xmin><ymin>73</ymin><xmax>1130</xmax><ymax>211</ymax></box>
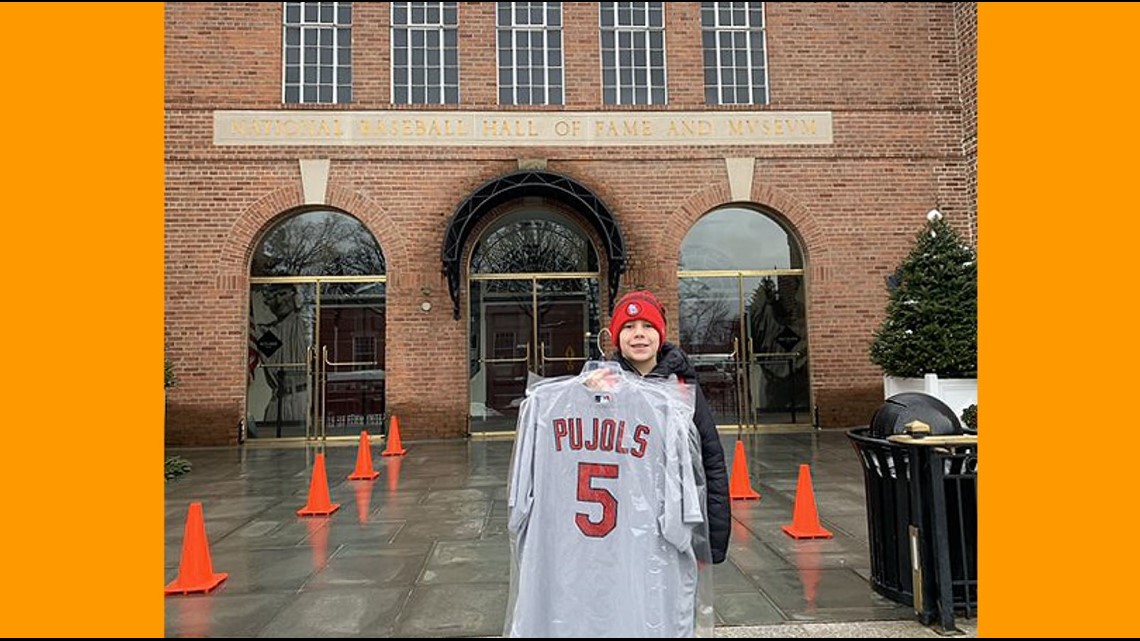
<box><xmin>348</xmin><ymin>430</ymin><xmax>380</xmax><ymax>480</ymax></box>
<box><xmin>782</xmin><ymin>464</ymin><xmax>833</xmax><ymax>539</ymax></box>
<box><xmin>297</xmin><ymin>452</ymin><xmax>341</xmax><ymax>516</ymax></box>
<box><xmin>729</xmin><ymin>440</ymin><xmax>761</xmax><ymax>500</ymax></box>
<box><xmin>381</xmin><ymin>415</ymin><xmax>407</xmax><ymax>457</ymax></box>
<box><xmin>165</xmin><ymin>502</ymin><xmax>228</xmax><ymax>595</ymax></box>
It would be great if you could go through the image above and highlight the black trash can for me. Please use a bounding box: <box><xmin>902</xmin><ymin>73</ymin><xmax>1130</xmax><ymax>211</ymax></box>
<box><xmin>868</xmin><ymin>392</ymin><xmax>963</xmax><ymax>438</ymax></box>
<box><xmin>848</xmin><ymin>392</ymin><xmax>977</xmax><ymax>632</ymax></box>
<box><xmin>847</xmin><ymin>427</ymin><xmax>917</xmax><ymax>605</ymax></box>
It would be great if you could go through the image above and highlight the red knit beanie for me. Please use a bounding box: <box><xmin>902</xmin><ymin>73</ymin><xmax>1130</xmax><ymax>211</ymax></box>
<box><xmin>609</xmin><ymin>290</ymin><xmax>667</xmax><ymax>347</ymax></box>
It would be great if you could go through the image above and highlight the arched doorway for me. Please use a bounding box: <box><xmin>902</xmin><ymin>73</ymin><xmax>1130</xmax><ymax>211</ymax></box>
<box><xmin>441</xmin><ymin>170</ymin><xmax>626</xmax><ymax>435</ymax></box>
<box><xmin>467</xmin><ymin>209</ymin><xmax>603</xmax><ymax>433</ymax></box>
<box><xmin>678</xmin><ymin>206</ymin><xmax>811</xmax><ymax>427</ymax></box>
<box><xmin>247</xmin><ymin>208</ymin><xmax>387</xmax><ymax>439</ymax></box>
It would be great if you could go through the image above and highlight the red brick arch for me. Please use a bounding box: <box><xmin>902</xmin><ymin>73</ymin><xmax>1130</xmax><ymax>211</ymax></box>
<box><xmin>216</xmin><ymin>182</ymin><xmax>408</xmax><ymax>285</ymax></box>
<box><xmin>659</xmin><ymin>181</ymin><xmax>826</xmax><ymax>271</ymax></box>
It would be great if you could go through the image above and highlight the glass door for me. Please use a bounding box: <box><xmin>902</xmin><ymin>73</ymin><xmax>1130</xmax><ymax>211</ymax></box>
<box><xmin>469</xmin><ymin>275</ymin><xmax>600</xmax><ymax>434</ymax></box>
<box><xmin>248</xmin><ymin>278</ymin><xmax>386</xmax><ymax>440</ymax></box>
<box><xmin>470</xmin><ymin>277</ymin><xmax>533</xmax><ymax>432</ymax></box>
<box><xmin>248</xmin><ymin>282</ymin><xmax>317</xmax><ymax>438</ymax></box>
<box><xmin>743</xmin><ymin>273</ymin><xmax>809</xmax><ymax>424</ymax></box>
<box><xmin>679</xmin><ymin>271</ymin><xmax>811</xmax><ymax>427</ymax></box>
<box><xmin>317</xmin><ymin>280</ymin><xmax>387</xmax><ymax>438</ymax></box>
<box><xmin>536</xmin><ymin>278</ymin><xmax>599</xmax><ymax>377</ymax></box>
<box><xmin>678</xmin><ymin>207</ymin><xmax>811</xmax><ymax>427</ymax></box>
<box><xmin>678</xmin><ymin>275</ymin><xmax>745</xmax><ymax>426</ymax></box>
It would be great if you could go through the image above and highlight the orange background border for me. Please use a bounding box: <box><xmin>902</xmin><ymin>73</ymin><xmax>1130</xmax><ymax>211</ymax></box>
<box><xmin>0</xmin><ymin>3</ymin><xmax>164</xmax><ymax>637</ymax></box>
<box><xmin>1</xmin><ymin>2</ymin><xmax>1136</xmax><ymax>637</ymax></box>
<box><xmin>979</xmin><ymin>3</ymin><xmax>1140</xmax><ymax>637</ymax></box>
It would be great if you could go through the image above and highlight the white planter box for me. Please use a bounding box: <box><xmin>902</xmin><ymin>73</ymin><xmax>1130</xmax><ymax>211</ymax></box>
<box><xmin>884</xmin><ymin>373</ymin><xmax>977</xmax><ymax>422</ymax></box>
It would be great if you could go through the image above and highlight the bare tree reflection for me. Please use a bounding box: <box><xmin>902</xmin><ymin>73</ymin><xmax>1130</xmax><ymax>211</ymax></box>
<box><xmin>678</xmin><ymin>278</ymin><xmax>735</xmax><ymax>350</ymax></box>
<box><xmin>252</xmin><ymin>211</ymin><xmax>385</xmax><ymax>277</ymax></box>
<box><xmin>472</xmin><ymin>219</ymin><xmax>591</xmax><ymax>278</ymax></box>
<box><xmin>678</xmin><ymin>242</ymin><xmax>734</xmax><ymax>271</ymax></box>
<box><xmin>473</xmin><ymin>219</ymin><xmax>596</xmax><ymax>317</ymax></box>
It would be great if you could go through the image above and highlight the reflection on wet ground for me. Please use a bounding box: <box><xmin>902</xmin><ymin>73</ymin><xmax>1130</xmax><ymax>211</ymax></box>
<box><xmin>164</xmin><ymin>430</ymin><xmax>974</xmax><ymax>637</ymax></box>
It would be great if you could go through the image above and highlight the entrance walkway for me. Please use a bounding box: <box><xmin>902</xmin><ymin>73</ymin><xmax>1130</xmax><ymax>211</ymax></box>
<box><xmin>164</xmin><ymin>430</ymin><xmax>976</xmax><ymax>637</ymax></box>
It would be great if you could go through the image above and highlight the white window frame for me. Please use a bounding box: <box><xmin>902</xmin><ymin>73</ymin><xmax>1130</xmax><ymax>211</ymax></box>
<box><xmin>496</xmin><ymin>2</ymin><xmax>564</xmax><ymax>105</ymax></box>
<box><xmin>390</xmin><ymin>2</ymin><xmax>460</xmax><ymax>105</ymax></box>
<box><xmin>700</xmin><ymin>2</ymin><xmax>770</xmax><ymax>105</ymax></box>
<box><xmin>282</xmin><ymin>2</ymin><xmax>353</xmax><ymax>104</ymax></box>
<box><xmin>599</xmin><ymin>2</ymin><xmax>667</xmax><ymax>105</ymax></box>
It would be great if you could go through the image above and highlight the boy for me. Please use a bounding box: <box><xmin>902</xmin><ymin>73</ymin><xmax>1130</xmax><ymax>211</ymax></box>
<box><xmin>605</xmin><ymin>290</ymin><xmax>731</xmax><ymax>563</ymax></box>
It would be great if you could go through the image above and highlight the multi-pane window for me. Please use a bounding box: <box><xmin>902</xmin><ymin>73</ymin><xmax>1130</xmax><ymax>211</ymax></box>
<box><xmin>700</xmin><ymin>2</ymin><xmax>769</xmax><ymax>104</ymax></box>
<box><xmin>283</xmin><ymin>2</ymin><xmax>352</xmax><ymax>104</ymax></box>
<box><xmin>496</xmin><ymin>3</ymin><xmax>564</xmax><ymax>105</ymax></box>
<box><xmin>391</xmin><ymin>2</ymin><xmax>459</xmax><ymax>104</ymax></box>
<box><xmin>599</xmin><ymin>2</ymin><xmax>666</xmax><ymax>105</ymax></box>
<box><xmin>353</xmin><ymin>335</ymin><xmax>376</xmax><ymax>363</ymax></box>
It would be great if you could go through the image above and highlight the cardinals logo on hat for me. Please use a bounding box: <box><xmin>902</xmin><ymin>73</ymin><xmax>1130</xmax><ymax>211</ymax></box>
<box><xmin>627</xmin><ymin>303</ymin><xmax>640</xmax><ymax>315</ymax></box>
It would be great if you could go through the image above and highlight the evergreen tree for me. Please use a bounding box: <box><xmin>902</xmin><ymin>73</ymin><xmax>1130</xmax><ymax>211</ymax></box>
<box><xmin>869</xmin><ymin>211</ymin><xmax>977</xmax><ymax>378</ymax></box>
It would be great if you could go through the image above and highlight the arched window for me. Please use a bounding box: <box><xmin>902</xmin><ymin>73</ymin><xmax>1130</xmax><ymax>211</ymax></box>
<box><xmin>678</xmin><ymin>207</ymin><xmax>809</xmax><ymax>426</ymax></box>
<box><xmin>247</xmin><ymin>209</ymin><xmax>387</xmax><ymax>440</ymax></box>
<box><xmin>471</xmin><ymin>211</ymin><xmax>598</xmax><ymax>274</ymax></box>
<box><xmin>679</xmin><ymin>207</ymin><xmax>801</xmax><ymax>271</ymax></box>
<box><xmin>252</xmin><ymin>209</ymin><xmax>385</xmax><ymax>277</ymax></box>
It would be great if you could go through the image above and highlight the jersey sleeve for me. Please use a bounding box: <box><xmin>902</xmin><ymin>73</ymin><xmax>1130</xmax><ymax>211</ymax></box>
<box><xmin>659</xmin><ymin>388</ymin><xmax>703</xmax><ymax>550</ymax></box>
<box><xmin>675</xmin><ymin>390</ymin><xmax>704</xmax><ymax>527</ymax></box>
<box><xmin>507</xmin><ymin>394</ymin><xmax>538</xmax><ymax>536</ymax></box>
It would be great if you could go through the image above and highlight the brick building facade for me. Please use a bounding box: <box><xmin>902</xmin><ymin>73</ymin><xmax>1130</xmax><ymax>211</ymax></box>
<box><xmin>164</xmin><ymin>2</ymin><xmax>977</xmax><ymax>447</ymax></box>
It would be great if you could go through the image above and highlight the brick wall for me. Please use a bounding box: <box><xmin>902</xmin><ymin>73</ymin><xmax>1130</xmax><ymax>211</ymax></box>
<box><xmin>165</xmin><ymin>2</ymin><xmax>975</xmax><ymax>445</ymax></box>
<box><xmin>954</xmin><ymin>2</ymin><xmax>978</xmax><ymax>243</ymax></box>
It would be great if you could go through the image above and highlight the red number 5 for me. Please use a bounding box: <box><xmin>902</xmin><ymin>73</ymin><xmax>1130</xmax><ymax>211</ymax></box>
<box><xmin>576</xmin><ymin>462</ymin><xmax>619</xmax><ymax>537</ymax></box>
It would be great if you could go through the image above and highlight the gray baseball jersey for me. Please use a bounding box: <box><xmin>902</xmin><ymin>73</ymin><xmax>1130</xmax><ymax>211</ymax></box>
<box><xmin>505</xmin><ymin>370</ymin><xmax>704</xmax><ymax>638</ymax></box>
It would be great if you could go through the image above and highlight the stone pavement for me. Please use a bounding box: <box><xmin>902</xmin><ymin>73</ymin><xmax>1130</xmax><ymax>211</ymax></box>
<box><xmin>164</xmin><ymin>430</ymin><xmax>976</xmax><ymax>637</ymax></box>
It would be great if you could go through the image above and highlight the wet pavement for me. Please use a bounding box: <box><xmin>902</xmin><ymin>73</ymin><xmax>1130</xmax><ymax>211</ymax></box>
<box><xmin>164</xmin><ymin>429</ymin><xmax>976</xmax><ymax>637</ymax></box>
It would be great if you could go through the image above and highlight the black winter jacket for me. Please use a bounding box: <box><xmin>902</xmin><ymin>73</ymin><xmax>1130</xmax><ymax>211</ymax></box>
<box><xmin>615</xmin><ymin>342</ymin><xmax>731</xmax><ymax>563</ymax></box>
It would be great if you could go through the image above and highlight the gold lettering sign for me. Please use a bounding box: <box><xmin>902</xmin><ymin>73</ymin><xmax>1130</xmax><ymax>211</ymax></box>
<box><xmin>215</xmin><ymin>111</ymin><xmax>833</xmax><ymax>146</ymax></box>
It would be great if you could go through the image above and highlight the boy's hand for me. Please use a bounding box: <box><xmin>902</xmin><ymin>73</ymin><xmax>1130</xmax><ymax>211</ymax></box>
<box><xmin>583</xmin><ymin>368</ymin><xmax>619</xmax><ymax>391</ymax></box>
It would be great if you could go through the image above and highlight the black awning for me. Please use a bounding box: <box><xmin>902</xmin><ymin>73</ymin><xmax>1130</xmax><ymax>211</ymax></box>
<box><xmin>441</xmin><ymin>170</ymin><xmax>627</xmax><ymax>319</ymax></box>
